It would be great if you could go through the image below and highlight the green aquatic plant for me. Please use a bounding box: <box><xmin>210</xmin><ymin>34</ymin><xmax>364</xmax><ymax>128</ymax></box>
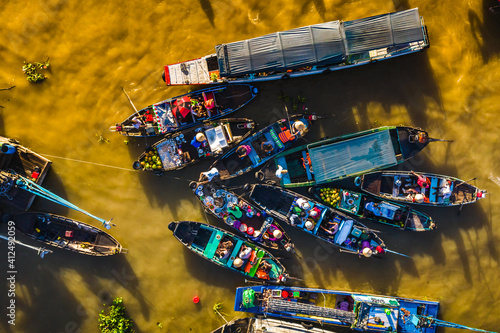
<box><xmin>96</xmin><ymin>134</ymin><xmax>110</xmax><ymax>144</ymax></box>
<box><xmin>22</xmin><ymin>58</ymin><xmax>50</xmax><ymax>83</ymax></box>
<box><xmin>98</xmin><ymin>297</ymin><xmax>135</xmax><ymax>333</ymax></box>
<box><xmin>213</xmin><ymin>302</ymin><xmax>229</xmax><ymax>323</ymax></box>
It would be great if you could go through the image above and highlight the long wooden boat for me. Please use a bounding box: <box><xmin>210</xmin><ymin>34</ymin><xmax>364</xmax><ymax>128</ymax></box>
<box><xmin>169</xmin><ymin>221</ymin><xmax>288</xmax><ymax>283</ymax></box>
<box><xmin>110</xmin><ymin>84</ymin><xmax>257</xmax><ymax>137</ymax></box>
<box><xmin>233</xmin><ymin>286</ymin><xmax>495</xmax><ymax>333</ymax></box>
<box><xmin>201</xmin><ymin>114</ymin><xmax>316</xmax><ymax>182</ymax></box>
<box><xmin>133</xmin><ymin>118</ymin><xmax>255</xmax><ymax>173</ymax></box>
<box><xmin>310</xmin><ymin>187</ymin><xmax>435</xmax><ymax>231</ymax></box>
<box><xmin>189</xmin><ymin>181</ymin><xmax>294</xmax><ymax>252</ymax></box>
<box><xmin>11</xmin><ymin>212</ymin><xmax>124</xmax><ymax>256</ymax></box>
<box><xmin>211</xmin><ymin>317</ymin><xmax>340</xmax><ymax>333</ymax></box>
<box><xmin>256</xmin><ymin>126</ymin><xmax>442</xmax><ymax>188</ymax></box>
<box><xmin>247</xmin><ymin>184</ymin><xmax>389</xmax><ymax>258</ymax></box>
<box><xmin>163</xmin><ymin>8</ymin><xmax>429</xmax><ymax>86</ymax></box>
<box><xmin>359</xmin><ymin>171</ymin><xmax>487</xmax><ymax>207</ymax></box>
<box><xmin>0</xmin><ymin>137</ymin><xmax>51</xmax><ymax>212</ymax></box>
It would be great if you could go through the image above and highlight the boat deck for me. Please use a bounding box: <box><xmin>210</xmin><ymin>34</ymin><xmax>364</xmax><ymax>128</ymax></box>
<box><xmin>0</xmin><ymin>137</ymin><xmax>51</xmax><ymax>213</ymax></box>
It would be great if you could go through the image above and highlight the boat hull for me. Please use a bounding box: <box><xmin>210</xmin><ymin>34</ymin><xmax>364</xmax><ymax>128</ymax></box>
<box><xmin>135</xmin><ymin>118</ymin><xmax>255</xmax><ymax>173</ymax></box>
<box><xmin>311</xmin><ymin>186</ymin><xmax>435</xmax><ymax>231</ymax></box>
<box><xmin>190</xmin><ymin>181</ymin><xmax>294</xmax><ymax>252</ymax></box>
<box><xmin>12</xmin><ymin>212</ymin><xmax>122</xmax><ymax>256</ymax></box>
<box><xmin>248</xmin><ymin>184</ymin><xmax>387</xmax><ymax>258</ymax></box>
<box><xmin>168</xmin><ymin>221</ymin><xmax>288</xmax><ymax>283</ymax></box>
<box><xmin>360</xmin><ymin>171</ymin><xmax>486</xmax><ymax>207</ymax></box>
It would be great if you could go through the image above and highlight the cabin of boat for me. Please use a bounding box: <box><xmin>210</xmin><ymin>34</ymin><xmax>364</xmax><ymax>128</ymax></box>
<box><xmin>259</xmin><ymin>126</ymin><xmax>430</xmax><ymax>188</ymax></box>
<box><xmin>169</xmin><ymin>221</ymin><xmax>287</xmax><ymax>282</ymax></box>
<box><xmin>313</xmin><ymin>187</ymin><xmax>435</xmax><ymax>231</ymax></box>
<box><xmin>0</xmin><ymin>137</ymin><xmax>51</xmax><ymax>212</ymax></box>
<box><xmin>136</xmin><ymin>118</ymin><xmax>255</xmax><ymax>172</ymax></box>
<box><xmin>13</xmin><ymin>212</ymin><xmax>123</xmax><ymax>256</ymax></box>
<box><xmin>111</xmin><ymin>84</ymin><xmax>257</xmax><ymax>137</ymax></box>
<box><xmin>249</xmin><ymin>184</ymin><xmax>386</xmax><ymax>257</ymax></box>
<box><xmin>191</xmin><ymin>182</ymin><xmax>293</xmax><ymax>252</ymax></box>
<box><xmin>234</xmin><ymin>286</ymin><xmax>440</xmax><ymax>333</ymax></box>
<box><xmin>360</xmin><ymin>171</ymin><xmax>486</xmax><ymax>206</ymax></box>
<box><xmin>163</xmin><ymin>8</ymin><xmax>429</xmax><ymax>86</ymax></box>
<box><xmin>207</xmin><ymin>115</ymin><xmax>314</xmax><ymax>181</ymax></box>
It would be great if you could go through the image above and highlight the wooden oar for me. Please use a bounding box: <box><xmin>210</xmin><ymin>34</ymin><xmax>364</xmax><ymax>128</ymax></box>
<box><xmin>385</xmin><ymin>248</ymin><xmax>411</xmax><ymax>258</ymax></box>
<box><xmin>428</xmin><ymin>137</ymin><xmax>454</xmax><ymax>143</ymax></box>
<box><xmin>455</xmin><ymin>177</ymin><xmax>477</xmax><ymax>188</ymax></box>
<box><xmin>280</xmin><ymin>90</ymin><xmax>293</xmax><ymax>134</ymax></box>
<box><xmin>121</xmin><ymin>87</ymin><xmax>144</xmax><ymax>122</ymax></box>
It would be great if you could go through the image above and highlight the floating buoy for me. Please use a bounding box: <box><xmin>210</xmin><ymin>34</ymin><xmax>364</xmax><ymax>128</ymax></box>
<box><xmin>193</xmin><ymin>295</ymin><xmax>200</xmax><ymax>304</ymax></box>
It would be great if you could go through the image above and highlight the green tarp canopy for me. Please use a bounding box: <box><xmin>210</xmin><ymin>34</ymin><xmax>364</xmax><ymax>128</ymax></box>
<box><xmin>309</xmin><ymin>130</ymin><xmax>397</xmax><ymax>184</ymax></box>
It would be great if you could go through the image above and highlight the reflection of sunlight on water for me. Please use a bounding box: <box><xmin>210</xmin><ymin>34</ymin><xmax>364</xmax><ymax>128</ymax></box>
<box><xmin>1</xmin><ymin>0</ymin><xmax>500</xmax><ymax>332</ymax></box>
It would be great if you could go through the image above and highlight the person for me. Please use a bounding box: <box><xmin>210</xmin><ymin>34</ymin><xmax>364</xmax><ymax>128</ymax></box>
<box><xmin>434</xmin><ymin>180</ymin><xmax>452</xmax><ymax>200</ymax></box>
<box><xmin>410</xmin><ymin>170</ymin><xmax>429</xmax><ymax>189</ymax></box>
<box><xmin>132</xmin><ymin>116</ymin><xmax>143</xmax><ymax>129</ymax></box>
<box><xmin>305</xmin><ymin>220</ymin><xmax>315</xmax><ymax>231</ymax></box>
<box><xmin>216</xmin><ymin>240</ymin><xmax>233</xmax><ymax>259</ymax></box>
<box><xmin>275</xmin><ymin>164</ymin><xmax>288</xmax><ymax>179</ymax></box>
<box><xmin>337</xmin><ymin>299</ymin><xmax>350</xmax><ymax>311</ymax></box>
<box><xmin>259</xmin><ymin>260</ymin><xmax>272</xmax><ymax>273</ymax></box>
<box><xmin>292</xmin><ymin>120</ymin><xmax>306</xmax><ymax>135</ymax></box>
<box><xmin>260</xmin><ymin>141</ymin><xmax>274</xmax><ymax>155</ymax></box>
<box><xmin>233</xmin><ymin>257</ymin><xmax>244</xmax><ymax>268</ymax></box>
<box><xmin>290</xmin><ymin>214</ymin><xmax>301</xmax><ymax>226</ymax></box>
<box><xmin>236</xmin><ymin>145</ymin><xmax>252</xmax><ymax>158</ymax></box>
<box><xmin>320</xmin><ymin>221</ymin><xmax>339</xmax><ymax>235</ymax></box>
<box><xmin>296</xmin><ymin>198</ymin><xmax>311</xmax><ymax>211</ymax></box>
<box><xmin>199</xmin><ymin>167</ymin><xmax>219</xmax><ymax>182</ymax></box>
<box><xmin>364</xmin><ymin>202</ymin><xmax>382</xmax><ymax>217</ymax></box>
<box><xmin>191</xmin><ymin>132</ymin><xmax>206</xmax><ymax>149</ymax></box>
<box><xmin>238</xmin><ymin>245</ymin><xmax>252</xmax><ymax>259</ymax></box>
<box><xmin>406</xmin><ymin>192</ymin><xmax>425</xmax><ymax>203</ymax></box>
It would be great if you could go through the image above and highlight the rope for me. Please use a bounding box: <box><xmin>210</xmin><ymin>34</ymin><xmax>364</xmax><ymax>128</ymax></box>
<box><xmin>40</xmin><ymin>154</ymin><xmax>196</xmax><ymax>182</ymax></box>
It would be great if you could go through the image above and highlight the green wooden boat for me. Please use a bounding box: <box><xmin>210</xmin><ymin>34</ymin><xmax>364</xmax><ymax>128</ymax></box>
<box><xmin>310</xmin><ymin>186</ymin><xmax>436</xmax><ymax>231</ymax></box>
<box><xmin>256</xmin><ymin>126</ymin><xmax>445</xmax><ymax>188</ymax></box>
<box><xmin>168</xmin><ymin>221</ymin><xmax>288</xmax><ymax>283</ymax></box>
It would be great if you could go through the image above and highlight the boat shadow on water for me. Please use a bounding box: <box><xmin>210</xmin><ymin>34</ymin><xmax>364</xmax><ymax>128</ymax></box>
<box><xmin>0</xmin><ymin>233</ymin><xmax>148</xmax><ymax>333</ymax></box>
<box><xmin>468</xmin><ymin>0</ymin><xmax>500</xmax><ymax>64</ymax></box>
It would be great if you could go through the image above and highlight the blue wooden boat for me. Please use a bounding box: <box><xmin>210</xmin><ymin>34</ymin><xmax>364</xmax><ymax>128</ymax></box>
<box><xmin>189</xmin><ymin>181</ymin><xmax>294</xmax><ymax>252</ymax></box>
<box><xmin>256</xmin><ymin>126</ymin><xmax>444</xmax><ymax>188</ymax></box>
<box><xmin>133</xmin><ymin>118</ymin><xmax>255</xmax><ymax>174</ymax></box>
<box><xmin>168</xmin><ymin>221</ymin><xmax>289</xmax><ymax>283</ymax></box>
<box><xmin>163</xmin><ymin>8</ymin><xmax>429</xmax><ymax>86</ymax></box>
<box><xmin>359</xmin><ymin>171</ymin><xmax>487</xmax><ymax>207</ymax></box>
<box><xmin>310</xmin><ymin>186</ymin><xmax>436</xmax><ymax>231</ymax></box>
<box><xmin>234</xmin><ymin>286</ymin><xmax>496</xmax><ymax>333</ymax></box>
<box><xmin>247</xmin><ymin>184</ymin><xmax>393</xmax><ymax>258</ymax></box>
<box><xmin>211</xmin><ymin>317</ymin><xmax>339</xmax><ymax>333</ymax></box>
<box><xmin>110</xmin><ymin>84</ymin><xmax>257</xmax><ymax>137</ymax></box>
<box><xmin>200</xmin><ymin>114</ymin><xmax>316</xmax><ymax>182</ymax></box>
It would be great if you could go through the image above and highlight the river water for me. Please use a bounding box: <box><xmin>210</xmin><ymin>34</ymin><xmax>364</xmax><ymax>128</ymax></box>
<box><xmin>1</xmin><ymin>0</ymin><xmax>500</xmax><ymax>332</ymax></box>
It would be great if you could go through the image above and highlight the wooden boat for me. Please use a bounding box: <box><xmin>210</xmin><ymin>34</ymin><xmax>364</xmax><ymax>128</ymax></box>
<box><xmin>11</xmin><ymin>212</ymin><xmax>124</xmax><ymax>256</ymax></box>
<box><xmin>359</xmin><ymin>171</ymin><xmax>487</xmax><ymax>207</ymax></box>
<box><xmin>233</xmin><ymin>286</ymin><xmax>493</xmax><ymax>333</ymax></box>
<box><xmin>133</xmin><ymin>118</ymin><xmax>255</xmax><ymax>173</ymax></box>
<box><xmin>163</xmin><ymin>8</ymin><xmax>429</xmax><ymax>86</ymax></box>
<box><xmin>189</xmin><ymin>181</ymin><xmax>294</xmax><ymax>252</ymax></box>
<box><xmin>256</xmin><ymin>126</ymin><xmax>445</xmax><ymax>188</ymax></box>
<box><xmin>0</xmin><ymin>137</ymin><xmax>51</xmax><ymax>212</ymax></box>
<box><xmin>200</xmin><ymin>114</ymin><xmax>316</xmax><ymax>182</ymax></box>
<box><xmin>211</xmin><ymin>317</ymin><xmax>339</xmax><ymax>333</ymax></box>
<box><xmin>168</xmin><ymin>221</ymin><xmax>288</xmax><ymax>283</ymax></box>
<box><xmin>110</xmin><ymin>84</ymin><xmax>257</xmax><ymax>137</ymax></box>
<box><xmin>310</xmin><ymin>187</ymin><xmax>435</xmax><ymax>231</ymax></box>
<box><xmin>247</xmin><ymin>184</ymin><xmax>390</xmax><ymax>258</ymax></box>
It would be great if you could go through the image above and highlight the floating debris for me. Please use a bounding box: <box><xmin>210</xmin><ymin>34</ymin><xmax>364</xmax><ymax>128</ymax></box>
<box><xmin>22</xmin><ymin>58</ymin><xmax>50</xmax><ymax>83</ymax></box>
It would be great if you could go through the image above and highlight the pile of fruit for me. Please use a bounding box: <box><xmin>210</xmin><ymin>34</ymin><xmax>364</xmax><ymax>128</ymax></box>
<box><xmin>141</xmin><ymin>149</ymin><xmax>163</xmax><ymax>170</ymax></box>
<box><xmin>318</xmin><ymin>187</ymin><xmax>341</xmax><ymax>207</ymax></box>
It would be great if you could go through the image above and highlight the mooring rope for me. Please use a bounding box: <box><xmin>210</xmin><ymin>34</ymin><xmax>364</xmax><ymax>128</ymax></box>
<box><xmin>40</xmin><ymin>154</ymin><xmax>196</xmax><ymax>182</ymax></box>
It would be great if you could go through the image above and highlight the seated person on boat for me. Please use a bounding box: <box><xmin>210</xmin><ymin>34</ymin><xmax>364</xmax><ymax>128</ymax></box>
<box><xmin>237</xmin><ymin>145</ymin><xmax>252</xmax><ymax>159</ymax></box>
<box><xmin>260</xmin><ymin>141</ymin><xmax>274</xmax><ymax>155</ymax></box>
<box><xmin>215</xmin><ymin>239</ymin><xmax>233</xmax><ymax>260</ymax></box>
<box><xmin>238</xmin><ymin>245</ymin><xmax>252</xmax><ymax>259</ymax></box>
<box><xmin>320</xmin><ymin>220</ymin><xmax>339</xmax><ymax>235</ymax></box>
<box><xmin>191</xmin><ymin>132</ymin><xmax>207</xmax><ymax>148</ymax></box>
